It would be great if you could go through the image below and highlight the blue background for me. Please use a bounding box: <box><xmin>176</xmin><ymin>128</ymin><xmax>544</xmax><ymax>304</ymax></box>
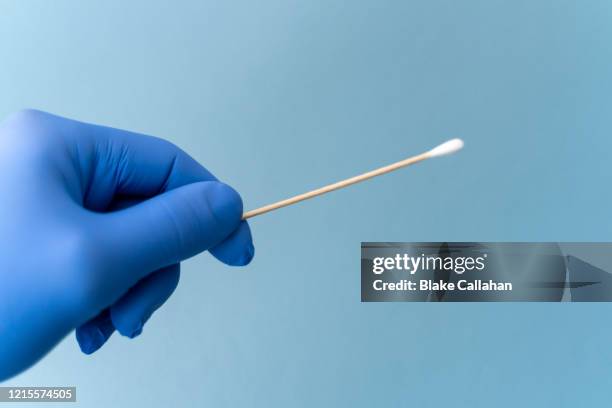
<box><xmin>2</xmin><ymin>1</ymin><xmax>612</xmax><ymax>406</ymax></box>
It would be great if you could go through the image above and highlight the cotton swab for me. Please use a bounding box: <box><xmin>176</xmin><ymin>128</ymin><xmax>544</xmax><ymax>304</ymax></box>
<box><xmin>242</xmin><ymin>138</ymin><xmax>464</xmax><ymax>220</ymax></box>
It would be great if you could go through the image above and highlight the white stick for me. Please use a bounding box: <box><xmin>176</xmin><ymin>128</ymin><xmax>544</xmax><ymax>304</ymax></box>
<box><xmin>242</xmin><ymin>138</ymin><xmax>464</xmax><ymax>220</ymax></box>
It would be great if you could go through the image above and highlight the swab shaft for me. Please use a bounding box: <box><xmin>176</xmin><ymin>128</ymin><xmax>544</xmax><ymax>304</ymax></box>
<box><xmin>242</xmin><ymin>151</ymin><xmax>429</xmax><ymax>220</ymax></box>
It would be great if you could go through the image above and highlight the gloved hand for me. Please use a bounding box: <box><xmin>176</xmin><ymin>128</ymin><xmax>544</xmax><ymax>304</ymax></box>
<box><xmin>0</xmin><ymin>110</ymin><xmax>254</xmax><ymax>381</ymax></box>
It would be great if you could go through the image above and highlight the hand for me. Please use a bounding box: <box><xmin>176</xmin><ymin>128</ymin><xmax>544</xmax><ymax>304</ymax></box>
<box><xmin>0</xmin><ymin>110</ymin><xmax>254</xmax><ymax>381</ymax></box>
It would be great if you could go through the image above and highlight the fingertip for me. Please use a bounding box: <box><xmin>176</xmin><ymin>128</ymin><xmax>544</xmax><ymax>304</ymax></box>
<box><xmin>209</xmin><ymin>221</ymin><xmax>255</xmax><ymax>266</ymax></box>
<box><xmin>238</xmin><ymin>239</ymin><xmax>255</xmax><ymax>266</ymax></box>
<box><xmin>243</xmin><ymin>241</ymin><xmax>255</xmax><ymax>266</ymax></box>
<box><xmin>76</xmin><ymin>310</ymin><xmax>115</xmax><ymax>354</ymax></box>
<box><xmin>110</xmin><ymin>302</ymin><xmax>146</xmax><ymax>339</ymax></box>
<box><xmin>114</xmin><ymin>318</ymin><xmax>143</xmax><ymax>339</ymax></box>
<box><xmin>110</xmin><ymin>265</ymin><xmax>180</xmax><ymax>339</ymax></box>
<box><xmin>226</xmin><ymin>240</ymin><xmax>255</xmax><ymax>266</ymax></box>
<box><xmin>111</xmin><ymin>306</ymin><xmax>145</xmax><ymax>339</ymax></box>
<box><xmin>76</xmin><ymin>328</ymin><xmax>105</xmax><ymax>354</ymax></box>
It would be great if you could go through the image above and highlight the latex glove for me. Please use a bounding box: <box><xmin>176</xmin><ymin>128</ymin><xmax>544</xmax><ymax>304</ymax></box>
<box><xmin>0</xmin><ymin>110</ymin><xmax>254</xmax><ymax>381</ymax></box>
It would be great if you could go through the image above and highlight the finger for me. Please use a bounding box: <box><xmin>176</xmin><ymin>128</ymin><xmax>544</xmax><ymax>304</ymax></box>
<box><xmin>209</xmin><ymin>221</ymin><xmax>255</xmax><ymax>266</ymax></box>
<box><xmin>75</xmin><ymin>264</ymin><xmax>181</xmax><ymax>352</ymax></box>
<box><xmin>71</xmin><ymin>115</ymin><xmax>257</xmax><ymax>268</ymax></box>
<box><xmin>96</xmin><ymin>181</ymin><xmax>243</xmax><ymax>294</ymax></box>
<box><xmin>113</xmin><ymin>196</ymin><xmax>256</xmax><ymax>268</ymax></box>
<box><xmin>81</xmin><ymin>131</ymin><xmax>216</xmax><ymax>211</ymax></box>
<box><xmin>54</xmin><ymin>111</ymin><xmax>256</xmax><ymax>269</ymax></box>
<box><xmin>110</xmin><ymin>264</ymin><xmax>180</xmax><ymax>338</ymax></box>
<box><xmin>75</xmin><ymin>309</ymin><xmax>115</xmax><ymax>354</ymax></box>
<box><xmin>27</xmin><ymin>110</ymin><xmax>217</xmax><ymax>210</ymax></box>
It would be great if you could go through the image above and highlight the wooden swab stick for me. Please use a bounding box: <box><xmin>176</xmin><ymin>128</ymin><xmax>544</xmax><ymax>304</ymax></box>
<box><xmin>242</xmin><ymin>138</ymin><xmax>464</xmax><ymax>220</ymax></box>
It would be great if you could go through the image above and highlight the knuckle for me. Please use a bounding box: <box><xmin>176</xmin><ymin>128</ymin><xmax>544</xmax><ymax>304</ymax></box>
<box><xmin>3</xmin><ymin>109</ymin><xmax>50</xmax><ymax>136</ymax></box>
<box><xmin>0</xmin><ymin>109</ymin><xmax>55</xmax><ymax>159</ymax></box>
<box><xmin>7</xmin><ymin>108</ymin><xmax>46</xmax><ymax>124</ymax></box>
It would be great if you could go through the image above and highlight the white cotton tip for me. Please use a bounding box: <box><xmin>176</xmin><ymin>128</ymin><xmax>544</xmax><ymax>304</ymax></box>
<box><xmin>427</xmin><ymin>138</ymin><xmax>464</xmax><ymax>158</ymax></box>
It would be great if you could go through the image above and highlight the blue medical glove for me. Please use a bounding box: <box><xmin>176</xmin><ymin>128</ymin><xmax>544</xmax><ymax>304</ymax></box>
<box><xmin>0</xmin><ymin>110</ymin><xmax>254</xmax><ymax>381</ymax></box>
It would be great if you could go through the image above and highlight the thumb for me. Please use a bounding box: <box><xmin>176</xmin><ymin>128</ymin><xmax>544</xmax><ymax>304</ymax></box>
<box><xmin>95</xmin><ymin>181</ymin><xmax>243</xmax><ymax>291</ymax></box>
